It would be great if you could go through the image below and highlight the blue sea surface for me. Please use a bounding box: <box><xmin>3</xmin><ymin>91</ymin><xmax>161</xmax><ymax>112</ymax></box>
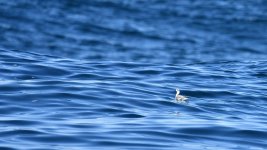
<box><xmin>0</xmin><ymin>0</ymin><xmax>267</xmax><ymax>149</ymax></box>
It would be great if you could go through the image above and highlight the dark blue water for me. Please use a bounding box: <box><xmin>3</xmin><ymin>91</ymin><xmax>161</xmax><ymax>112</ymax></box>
<box><xmin>1</xmin><ymin>0</ymin><xmax>267</xmax><ymax>149</ymax></box>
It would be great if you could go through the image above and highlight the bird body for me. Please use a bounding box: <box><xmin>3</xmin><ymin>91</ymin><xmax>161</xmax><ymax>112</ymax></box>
<box><xmin>175</xmin><ymin>88</ymin><xmax>187</xmax><ymax>101</ymax></box>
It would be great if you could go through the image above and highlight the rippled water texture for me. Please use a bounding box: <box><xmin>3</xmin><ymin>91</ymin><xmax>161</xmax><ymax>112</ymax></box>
<box><xmin>0</xmin><ymin>0</ymin><xmax>267</xmax><ymax>150</ymax></box>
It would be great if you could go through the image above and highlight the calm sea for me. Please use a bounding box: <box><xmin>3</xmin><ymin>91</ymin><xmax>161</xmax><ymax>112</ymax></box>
<box><xmin>0</xmin><ymin>0</ymin><xmax>267</xmax><ymax>149</ymax></box>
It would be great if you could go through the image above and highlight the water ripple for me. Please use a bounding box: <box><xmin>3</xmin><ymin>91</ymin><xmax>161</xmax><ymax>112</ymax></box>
<box><xmin>0</xmin><ymin>49</ymin><xmax>266</xmax><ymax>149</ymax></box>
<box><xmin>0</xmin><ymin>0</ymin><xmax>267</xmax><ymax>149</ymax></box>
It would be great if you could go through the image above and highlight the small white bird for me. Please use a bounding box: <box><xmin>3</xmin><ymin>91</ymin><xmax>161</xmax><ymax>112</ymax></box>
<box><xmin>175</xmin><ymin>88</ymin><xmax>187</xmax><ymax>101</ymax></box>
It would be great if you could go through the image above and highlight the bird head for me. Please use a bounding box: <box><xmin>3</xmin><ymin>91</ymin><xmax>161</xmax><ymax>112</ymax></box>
<box><xmin>176</xmin><ymin>88</ymin><xmax>180</xmax><ymax>94</ymax></box>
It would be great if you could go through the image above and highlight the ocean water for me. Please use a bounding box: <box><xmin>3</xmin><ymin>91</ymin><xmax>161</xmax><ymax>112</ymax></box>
<box><xmin>0</xmin><ymin>0</ymin><xmax>267</xmax><ymax>149</ymax></box>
